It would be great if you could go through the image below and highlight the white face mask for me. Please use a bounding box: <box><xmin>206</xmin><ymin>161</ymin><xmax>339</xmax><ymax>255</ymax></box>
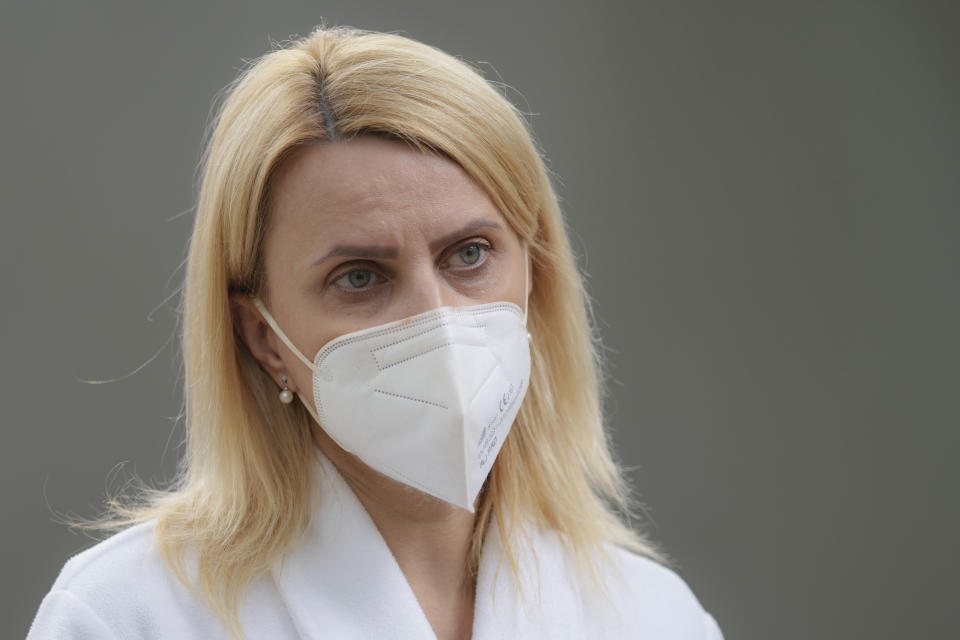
<box><xmin>252</xmin><ymin>258</ymin><xmax>531</xmax><ymax>512</ymax></box>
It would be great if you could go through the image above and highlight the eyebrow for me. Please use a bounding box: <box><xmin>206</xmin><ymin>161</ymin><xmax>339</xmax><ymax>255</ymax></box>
<box><xmin>310</xmin><ymin>219</ymin><xmax>505</xmax><ymax>268</ymax></box>
<box><xmin>311</xmin><ymin>244</ymin><xmax>399</xmax><ymax>267</ymax></box>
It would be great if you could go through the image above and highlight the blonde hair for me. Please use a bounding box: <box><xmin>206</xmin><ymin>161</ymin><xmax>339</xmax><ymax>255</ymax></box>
<box><xmin>110</xmin><ymin>26</ymin><xmax>664</xmax><ymax>636</ymax></box>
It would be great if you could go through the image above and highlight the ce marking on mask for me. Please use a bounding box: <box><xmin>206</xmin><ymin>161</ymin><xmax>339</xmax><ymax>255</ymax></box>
<box><xmin>478</xmin><ymin>379</ymin><xmax>524</xmax><ymax>468</ymax></box>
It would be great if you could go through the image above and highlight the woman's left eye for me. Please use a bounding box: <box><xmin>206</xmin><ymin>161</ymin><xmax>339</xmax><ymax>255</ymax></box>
<box><xmin>450</xmin><ymin>241</ymin><xmax>490</xmax><ymax>267</ymax></box>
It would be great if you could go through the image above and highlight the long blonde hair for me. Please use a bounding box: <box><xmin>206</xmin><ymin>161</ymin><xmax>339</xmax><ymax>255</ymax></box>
<box><xmin>110</xmin><ymin>26</ymin><xmax>663</xmax><ymax>636</ymax></box>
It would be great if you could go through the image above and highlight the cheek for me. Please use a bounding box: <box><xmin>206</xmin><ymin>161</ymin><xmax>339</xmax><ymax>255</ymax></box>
<box><xmin>284</xmin><ymin>365</ymin><xmax>313</xmax><ymax>400</ymax></box>
<box><xmin>273</xmin><ymin>322</ymin><xmax>349</xmax><ymax>396</ymax></box>
<box><xmin>501</xmin><ymin>251</ymin><xmax>530</xmax><ymax>308</ymax></box>
<box><xmin>460</xmin><ymin>250</ymin><xmax>526</xmax><ymax>303</ymax></box>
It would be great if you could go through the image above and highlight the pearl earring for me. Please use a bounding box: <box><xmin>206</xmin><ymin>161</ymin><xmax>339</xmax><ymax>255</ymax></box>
<box><xmin>279</xmin><ymin>374</ymin><xmax>294</xmax><ymax>405</ymax></box>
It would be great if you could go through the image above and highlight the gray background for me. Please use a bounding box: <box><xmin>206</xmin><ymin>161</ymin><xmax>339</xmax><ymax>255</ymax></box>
<box><xmin>2</xmin><ymin>1</ymin><xmax>957</xmax><ymax>638</ymax></box>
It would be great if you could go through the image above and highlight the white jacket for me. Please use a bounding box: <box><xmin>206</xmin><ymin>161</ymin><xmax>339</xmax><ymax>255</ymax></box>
<box><xmin>28</xmin><ymin>451</ymin><xmax>724</xmax><ymax>639</ymax></box>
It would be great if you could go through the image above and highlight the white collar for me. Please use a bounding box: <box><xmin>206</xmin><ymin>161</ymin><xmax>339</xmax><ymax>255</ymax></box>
<box><xmin>270</xmin><ymin>449</ymin><xmax>588</xmax><ymax>639</ymax></box>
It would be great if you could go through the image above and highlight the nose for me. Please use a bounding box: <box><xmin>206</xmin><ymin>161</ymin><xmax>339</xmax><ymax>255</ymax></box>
<box><xmin>393</xmin><ymin>262</ymin><xmax>463</xmax><ymax>319</ymax></box>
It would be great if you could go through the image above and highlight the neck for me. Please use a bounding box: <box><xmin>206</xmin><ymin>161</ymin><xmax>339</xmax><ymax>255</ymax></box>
<box><xmin>313</xmin><ymin>427</ymin><xmax>477</xmax><ymax>640</ymax></box>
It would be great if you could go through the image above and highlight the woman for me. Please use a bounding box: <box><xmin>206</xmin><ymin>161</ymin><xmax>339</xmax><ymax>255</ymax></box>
<box><xmin>28</xmin><ymin>26</ymin><xmax>723</xmax><ymax>639</ymax></box>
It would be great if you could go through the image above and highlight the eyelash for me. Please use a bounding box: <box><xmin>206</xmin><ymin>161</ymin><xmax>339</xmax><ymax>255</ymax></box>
<box><xmin>329</xmin><ymin>239</ymin><xmax>494</xmax><ymax>293</ymax></box>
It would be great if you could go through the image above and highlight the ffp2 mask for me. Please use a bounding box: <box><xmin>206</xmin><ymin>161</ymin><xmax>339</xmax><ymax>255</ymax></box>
<box><xmin>252</xmin><ymin>295</ymin><xmax>531</xmax><ymax>512</ymax></box>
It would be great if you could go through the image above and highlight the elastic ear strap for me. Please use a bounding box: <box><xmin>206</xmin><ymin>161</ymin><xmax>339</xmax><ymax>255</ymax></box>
<box><xmin>251</xmin><ymin>297</ymin><xmax>316</xmax><ymax>371</ymax></box>
<box><xmin>523</xmin><ymin>242</ymin><xmax>530</xmax><ymax>327</ymax></box>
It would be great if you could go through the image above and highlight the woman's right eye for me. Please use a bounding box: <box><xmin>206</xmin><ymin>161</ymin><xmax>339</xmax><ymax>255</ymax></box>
<box><xmin>332</xmin><ymin>268</ymin><xmax>378</xmax><ymax>290</ymax></box>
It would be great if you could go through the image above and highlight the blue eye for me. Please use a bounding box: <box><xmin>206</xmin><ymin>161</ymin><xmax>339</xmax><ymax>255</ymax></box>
<box><xmin>458</xmin><ymin>243</ymin><xmax>484</xmax><ymax>265</ymax></box>
<box><xmin>334</xmin><ymin>269</ymin><xmax>376</xmax><ymax>289</ymax></box>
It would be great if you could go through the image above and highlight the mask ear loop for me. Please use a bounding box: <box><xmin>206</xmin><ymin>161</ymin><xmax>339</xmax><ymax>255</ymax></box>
<box><xmin>522</xmin><ymin>242</ymin><xmax>532</xmax><ymax>339</ymax></box>
<box><xmin>251</xmin><ymin>297</ymin><xmax>328</xmax><ymax>427</ymax></box>
<box><xmin>251</xmin><ymin>297</ymin><xmax>316</xmax><ymax>372</ymax></box>
<box><xmin>251</xmin><ymin>299</ymin><xmax>365</xmax><ymax>441</ymax></box>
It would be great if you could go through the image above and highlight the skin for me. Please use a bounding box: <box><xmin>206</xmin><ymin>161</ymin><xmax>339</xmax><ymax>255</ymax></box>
<box><xmin>232</xmin><ymin>136</ymin><xmax>531</xmax><ymax>640</ymax></box>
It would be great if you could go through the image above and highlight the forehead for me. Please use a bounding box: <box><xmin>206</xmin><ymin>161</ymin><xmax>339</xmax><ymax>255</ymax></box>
<box><xmin>265</xmin><ymin>137</ymin><xmax>503</xmax><ymax>253</ymax></box>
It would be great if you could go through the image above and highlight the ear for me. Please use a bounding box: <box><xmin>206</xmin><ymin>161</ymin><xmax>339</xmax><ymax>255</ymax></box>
<box><xmin>230</xmin><ymin>293</ymin><xmax>287</xmax><ymax>386</ymax></box>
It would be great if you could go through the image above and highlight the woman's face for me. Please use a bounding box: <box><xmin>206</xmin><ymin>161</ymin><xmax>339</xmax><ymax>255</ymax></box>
<box><xmin>235</xmin><ymin>136</ymin><xmax>530</xmax><ymax>409</ymax></box>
